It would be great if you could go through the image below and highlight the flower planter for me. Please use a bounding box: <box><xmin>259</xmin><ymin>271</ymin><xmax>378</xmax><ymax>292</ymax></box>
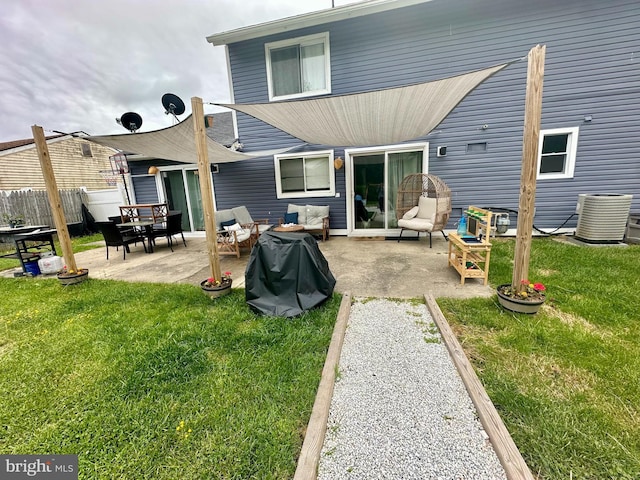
<box><xmin>57</xmin><ymin>269</ymin><xmax>89</xmax><ymax>286</ymax></box>
<box><xmin>496</xmin><ymin>283</ymin><xmax>545</xmax><ymax>314</ymax></box>
<box><xmin>200</xmin><ymin>279</ymin><xmax>232</xmax><ymax>299</ymax></box>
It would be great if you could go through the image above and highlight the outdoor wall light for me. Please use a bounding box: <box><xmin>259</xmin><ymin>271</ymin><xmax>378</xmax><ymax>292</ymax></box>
<box><xmin>148</xmin><ymin>166</ymin><xmax>159</xmax><ymax>175</ymax></box>
<box><xmin>334</xmin><ymin>157</ymin><xmax>344</xmax><ymax>170</ymax></box>
<box><xmin>584</xmin><ymin>115</ymin><xmax>593</xmax><ymax>122</ymax></box>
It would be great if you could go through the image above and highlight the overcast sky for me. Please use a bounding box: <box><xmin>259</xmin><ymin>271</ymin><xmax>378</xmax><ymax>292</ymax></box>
<box><xmin>0</xmin><ymin>0</ymin><xmax>362</xmax><ymax>143</ymax></box>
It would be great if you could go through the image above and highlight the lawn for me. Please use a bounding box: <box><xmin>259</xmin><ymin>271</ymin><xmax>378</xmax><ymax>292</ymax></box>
<box><xmin>0</xmin><ymin>277</ymin><xmax>340</xmax><ymax>479</ymax></box>
<box><xmin>438</xmin><ymin>237</ymin><xmax>640</xmax><ymax>479</ymax></box>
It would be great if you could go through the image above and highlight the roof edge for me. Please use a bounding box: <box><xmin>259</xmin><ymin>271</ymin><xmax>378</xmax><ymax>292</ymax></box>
<box><xmin>206</xmin><ymin>0</ymin><xmax>432</xmax><ymax>46</ymax></box>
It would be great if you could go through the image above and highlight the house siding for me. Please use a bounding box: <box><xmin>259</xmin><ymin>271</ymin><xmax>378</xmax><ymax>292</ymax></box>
<box><xmin>219</xmin><ymin>0</ymin><xmax>639</xmax><ymax>231</ymax></box>
<box><xmin>0</xmin><ymin>137</ymin><xmax>117</xmax><ymax>191</ymax></box>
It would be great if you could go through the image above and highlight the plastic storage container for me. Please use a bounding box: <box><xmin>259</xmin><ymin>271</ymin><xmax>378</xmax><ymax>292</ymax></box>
<box><xmin>38</xmin><ymin>252</ymin><xmax>64</xmax><ymax>274</ymax></box>
<box><xmin>24</xmin><ymin>260</ymin><xmax>41</xmax><ymax>276</ymax></box>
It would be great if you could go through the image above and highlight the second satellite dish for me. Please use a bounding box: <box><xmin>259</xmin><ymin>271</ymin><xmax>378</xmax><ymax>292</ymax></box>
<box><xmin>162</xmin><ymin>93</ymin><xmax>186</xmax><ymax>121</ymax></box>
<box><xmin>118</xmin><ymin>112</ymin><xmax>143</xmax><ymax>132</ymax></box>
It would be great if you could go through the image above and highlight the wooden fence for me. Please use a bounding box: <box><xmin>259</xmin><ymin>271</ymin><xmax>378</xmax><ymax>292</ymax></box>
<box><xmin>0</xmin><ymin>189</ymin><xmax>86</xmax><ymax>227</ymax></box>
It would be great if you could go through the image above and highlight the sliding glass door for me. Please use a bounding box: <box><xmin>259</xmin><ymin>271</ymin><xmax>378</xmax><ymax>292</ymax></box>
<box><xmin>160</xmin><ymin>168</ymin><xmax>205</xmax><ymax>231</ymax></box>
<box><xmin>349</xmin><ymin>144</ymin><xmax>427</xmax><ymax>234</ymax></box>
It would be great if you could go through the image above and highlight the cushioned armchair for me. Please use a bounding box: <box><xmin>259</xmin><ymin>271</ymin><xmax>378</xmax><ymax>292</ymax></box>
<box><xmin>214</xmin><ymin>206</ymin><xmax>268</xmax><ymax>257</ymax></box>
<box><xmin>396</xmin><ymin>174</ymin><xmax>452</xmax><ymax>248</ymax></box>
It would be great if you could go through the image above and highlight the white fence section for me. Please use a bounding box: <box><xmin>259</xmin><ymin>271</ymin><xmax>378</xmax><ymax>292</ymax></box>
<box><xmin>84</xmin><ymin>187</ymin><xmax>127</xmax><ymax>221</ymax></box>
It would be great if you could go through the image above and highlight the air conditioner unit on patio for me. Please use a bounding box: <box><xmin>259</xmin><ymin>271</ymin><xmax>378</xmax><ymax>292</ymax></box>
<box><xmin>575</xmin><ymin>193</ymin><xmax>633</xmax><ymax>243</ymax></box>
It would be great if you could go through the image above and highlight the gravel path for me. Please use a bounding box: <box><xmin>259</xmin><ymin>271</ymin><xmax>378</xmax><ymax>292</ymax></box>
<box><xmin>318</xmin><ymin>298</ymin><xmax>507</xmax><ymax>480</ymax></box>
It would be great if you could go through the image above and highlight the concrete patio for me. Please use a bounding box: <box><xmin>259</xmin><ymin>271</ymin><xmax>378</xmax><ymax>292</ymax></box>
<box><xmin>20</xmin><ymin>233</ymin><xmax>494</xmax><ymax>299</ymax></box>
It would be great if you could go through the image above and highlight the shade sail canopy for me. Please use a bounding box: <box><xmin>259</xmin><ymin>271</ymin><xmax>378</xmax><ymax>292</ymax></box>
<box><xmin>87</xmin><ymin>115</ymin><xmax>252</xmax><ymax>164</ymax></box>
<box><xmin>218</xmin><ymin>62</ymin><xmax>510</xmax><ymax>147</ymax></box>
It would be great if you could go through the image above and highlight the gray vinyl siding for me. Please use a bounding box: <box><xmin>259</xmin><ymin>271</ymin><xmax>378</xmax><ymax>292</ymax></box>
<box><xmin>222</xmin><ymin>0</ymin><xmax>640</xmax><ymax>230</ymax></box>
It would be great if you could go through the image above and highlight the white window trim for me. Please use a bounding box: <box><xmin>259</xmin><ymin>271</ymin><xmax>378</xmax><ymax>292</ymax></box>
<box><xmin>274</xmin><ymin>150</ymin><xmax>335</xmax><ymax>199</ymax></box>
<box><xmin>537</xmin><ymin>126</ymin><xmax>579</xmax><ymax>180</ymax></box>
<box><xmin>265</xmin><ymin>32</ymin><xmax>331</xmax><ymax>102</ymax></box>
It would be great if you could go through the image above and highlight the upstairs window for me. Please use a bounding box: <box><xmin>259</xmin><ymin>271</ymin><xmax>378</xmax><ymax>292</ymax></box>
<box><xmin>265</xmin><ymin>33</ymin><xmax>331</xmax><ymax>101</ymax></box>
<box><xmin>274</xmin><ymin>151</ymin><xmax>335</xmax><ymax>199</ymax></box>
<box><xmin>81</xmin><ymin>143</ymin><xmax>92</xmax><ymax>157</ymax></box>
<box><xmin>537</xmin><ymin>127</ymin><xmax>579</xmax><ymax>180</ymax></box>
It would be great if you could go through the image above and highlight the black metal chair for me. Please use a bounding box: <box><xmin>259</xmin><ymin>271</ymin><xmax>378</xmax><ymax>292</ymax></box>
<box><xmin>152</xmin><ymin>211</ymin><xmax>186</xmax><ymax>252</ymax></box>
<box><xmin>96</xmin><ymin>221</ymin><xmax>147</xmax><ymax>260</ymax></box>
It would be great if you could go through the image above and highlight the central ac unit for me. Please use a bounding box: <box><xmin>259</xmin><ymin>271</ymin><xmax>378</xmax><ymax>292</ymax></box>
<box><xmin>575</xmin><ymin>193</ymin><xmax>633</xmax><ymax>243</ymax></box>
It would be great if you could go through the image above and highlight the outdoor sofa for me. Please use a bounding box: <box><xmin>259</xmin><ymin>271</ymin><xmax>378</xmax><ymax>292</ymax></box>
<box><xmin>280</xmin><ymin>204</ymin><xmax>330</xmax><ymax>241</ymax></box>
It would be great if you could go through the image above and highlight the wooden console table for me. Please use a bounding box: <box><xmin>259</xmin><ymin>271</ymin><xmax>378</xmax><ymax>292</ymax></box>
<box><xmin>448</xmin><ymin>232</ymin><xmax>492</xmax><ymax>285</ymax></box>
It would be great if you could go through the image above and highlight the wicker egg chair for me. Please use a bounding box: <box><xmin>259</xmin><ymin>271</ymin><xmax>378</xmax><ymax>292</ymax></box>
<box><xmin>395</xmin><ymin>173</ymin><xmax>452</xmax><ymax>247</ymax></box>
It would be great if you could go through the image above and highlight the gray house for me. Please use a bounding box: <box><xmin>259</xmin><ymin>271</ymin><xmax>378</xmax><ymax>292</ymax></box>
<box><xmin>200</xmin><ymin>0</ymin><xmax>638</xmax><ymax>237</ymax></box>
<box><xmin>114</xmin><ymin>0</ymin><xmax>638</xmax><ymax>236</ymax></box>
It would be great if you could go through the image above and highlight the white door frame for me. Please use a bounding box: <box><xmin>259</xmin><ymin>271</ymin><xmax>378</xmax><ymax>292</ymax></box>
<box><xmin>152</xmin><ymin>165</ymin><xmax>216</xmax><ymax>232</ymax></box>
<box><xmin>345</xmin><ymin>142</ymin><xmax>429</xmax><ymax>236</ymax></box>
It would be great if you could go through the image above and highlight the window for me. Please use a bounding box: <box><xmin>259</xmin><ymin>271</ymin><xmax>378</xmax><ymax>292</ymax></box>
<box><xmin>265</xmin><ymin>33</ymin><xmax>331</xmax><ymax>101</ymax></box>
<box><xmin>537</xmin><ymin>127</ymin><xmax>579</xmax><ymax>179</ymax></box>
<box><xmin>81</xmin><ymin>143</ymin><xmax>92</xmax><ymax>157</ymax></box>
<box><xmin>274</xmin><ymin>151</ymin><xmax>335</xmax><ymax>199</ymax></box>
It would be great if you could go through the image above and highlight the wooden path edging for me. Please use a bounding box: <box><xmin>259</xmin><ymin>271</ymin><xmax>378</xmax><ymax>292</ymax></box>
<box><xmin>424</xmin><ymin>293</ymin><xmax>535</xmax><ymax>480</ymax></box>
<box><xmin>294</xmin><ymin>292</ymin><xmax>352</xmax><ymax>480</ymax></box>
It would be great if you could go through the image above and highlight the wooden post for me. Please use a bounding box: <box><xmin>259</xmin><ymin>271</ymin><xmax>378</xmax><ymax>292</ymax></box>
<box><xmin>31</xmin><ymin>125</ymin><xmax>78</xmax><ymax>272</ymax></box>
<box><xmin>191</xmin><ymin>97</ymin><xmax>222</xmax><ymax>281</ymax></box>
<box><xmin>512</xmin><ymin>45</ymin><xmax>545</xmax><ymax>290</ymax></box>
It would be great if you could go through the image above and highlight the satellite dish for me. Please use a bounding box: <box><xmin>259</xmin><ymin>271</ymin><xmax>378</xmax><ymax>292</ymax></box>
<box><xmin>162</xmin><ymin>93</ymin><xmax>186</xmax><ymax>122</ymax></box>
<box><xmin>119</xmin><ymin>112</ymin><xmax>143</xmax><ymax>132</ymax></box>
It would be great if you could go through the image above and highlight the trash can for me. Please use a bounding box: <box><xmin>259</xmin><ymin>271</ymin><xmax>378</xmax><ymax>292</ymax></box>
<box><xmin>245</xmin><ymin>231</ymin><xmax>336</xmax><ymax>317</ymax></box>
<box><xmin>24</xmin><ymin>259</ymin><xmax>41</xmax><ymax>276</ymax></box>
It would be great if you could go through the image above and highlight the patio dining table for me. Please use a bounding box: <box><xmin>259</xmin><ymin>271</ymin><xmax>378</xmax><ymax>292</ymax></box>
<box><xmin>117</xmin><ymin>220</ymin><xmax>156</xmax><ymax>253</ymax></box>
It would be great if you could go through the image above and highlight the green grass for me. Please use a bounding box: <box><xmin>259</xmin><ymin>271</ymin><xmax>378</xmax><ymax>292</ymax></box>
<box><xmin>0</xmin><ymin>278</ymin><xmax>340</xmax><ymax>479</ymax></box>
<box><xmin>438</xmin><ymin>237</ymin><xmax>640</xmax><ymax>479</ymax></box>
<box><xmin>0</xmin><ymin>233</ymin><xmax>103</xmax><ymax>272</ymax></box>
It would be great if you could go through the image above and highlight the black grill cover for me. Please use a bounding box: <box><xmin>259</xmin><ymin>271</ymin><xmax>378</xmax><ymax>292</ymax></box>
<box><xmin>245</xmin><ymin>231</ymin><xmax>336</xmax><ymax>317</ymax></box>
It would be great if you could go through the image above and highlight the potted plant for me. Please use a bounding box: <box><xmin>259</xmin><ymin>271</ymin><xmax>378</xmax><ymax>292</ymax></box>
<box><xmin>57</xmin><ymin>265</ymin><xmax>89</xmax><ymax>286</ymax></box>
<box><xmin>200</xmin><ymin>271</ymin><xmax>232</xmax><ymax>299</ymax></box>
<box><xmin>2</xmin><ymin>213</ymin><xmax>24</xmax><ymax>228</ymax></box>
<box><xmin>497</xmin><ymin>279</ymin><xmax>546</xmax><ymax>314</ymax></box>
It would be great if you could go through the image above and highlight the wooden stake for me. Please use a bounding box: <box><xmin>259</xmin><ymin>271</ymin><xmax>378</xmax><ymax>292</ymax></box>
<box><xmin>31</xmin><ymin>125</ymin><xmax>78</xmax><ymax>272</ymax></box>
<box><xmin>512</xmin><ymin>45</ymin><xmax>545</xmax><ymax>290</ymax></box>
<box><xmin>191</xmin><ymin>97</ymin><xmax>222</xmax><ymax>281</ymax></box>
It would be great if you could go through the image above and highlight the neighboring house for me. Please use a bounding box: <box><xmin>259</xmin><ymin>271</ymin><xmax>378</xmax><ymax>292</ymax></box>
<box><xmin>197</xmin><ymin>0</ymin><xmax>639</xmax><ymax>237</ymax></box>
<box><xmin>0</xmin><ymin>133</ymin><xmax>118</xmax><ymax>191</ymax></box>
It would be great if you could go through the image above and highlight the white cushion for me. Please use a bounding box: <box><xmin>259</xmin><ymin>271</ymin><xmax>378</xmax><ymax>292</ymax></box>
<box><xmin>402</xmin><ymin>206</ymin><xmax>420</xmax><ymax>220</ymax></box>
<box><xmin>398</xmin><ymin>218</ymin><xmax>434</xmax><ymax>231</ymax></box>
<box><xmin>304</xmin><ymin>223</ymin><xmax>324</xmax><ymax>231</ymax></box>
<box><xmin>416</xmin><ymin>196</ymin><xmax>437</xmax><ymax>223</ymax></box>
<box><xmin>231</xmin><ymin>206</ymin><xmax>253</xmax><ymax>225</ymax></box>
<box><xmin>305</xmin><ymin>205</ymin><xmax>329</xmax><ymax>226</ymax></box>
<box><xmin>234</xmin><ymin>230</ymin><xmax>251</xmax><ymax>243</ymax></box>
<box><xmin>223</xmin><ymin>222</ymin><xmax>243</xmax><ymax>232</ymax></box>
<box><xmin>287</xmin><ymin>204</ymin><xmax>307</xmax><ymax>225</ymax></box>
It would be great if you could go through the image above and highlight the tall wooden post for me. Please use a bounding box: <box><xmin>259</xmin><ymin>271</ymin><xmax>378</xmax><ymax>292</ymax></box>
<box><xmin>32</xmin><ymin>125</ymin><xmax>78</xmax><ymax>272</ymax></box>
<box><xmin>192</xmin><ymin>97</ymin><xmax>222</xmax><ymax>281</ymax></box>
<box><xmin>512</xmin><ymin>45</ymin><xmax>545</xmax><ymax>289</ymax></box>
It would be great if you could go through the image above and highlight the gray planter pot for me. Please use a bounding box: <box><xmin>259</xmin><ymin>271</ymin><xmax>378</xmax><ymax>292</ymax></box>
<box><xmin>496</xmin><ymin>283</ymin><xmax>545</xmax><ymax>314</ymax></box>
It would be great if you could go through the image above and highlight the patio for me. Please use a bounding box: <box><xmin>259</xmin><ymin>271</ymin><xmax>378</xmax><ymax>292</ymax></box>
<box><xmin>22</xmin><ymin>233</ymin><xmax>493</xmax><ymax>299</ymax></box>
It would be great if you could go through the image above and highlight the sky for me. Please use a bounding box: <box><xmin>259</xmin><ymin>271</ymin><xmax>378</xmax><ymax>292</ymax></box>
<box><xmin>0</xmin><ymin>0</ymin><xmax>362</xmax><ymax>143</ymax></box>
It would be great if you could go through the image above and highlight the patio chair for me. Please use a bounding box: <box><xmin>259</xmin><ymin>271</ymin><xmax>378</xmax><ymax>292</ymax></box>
<box><xmin>395</xmin><ymin>173</ymin><xmax>452</xmax><ymax>248</ymax></box>
<box><xmin>216</xmin><ymin>222</ymin><xmax>258</xmax><ymax>258</ymax></box>
<box><xmin>151</xmin><ymin>211</ymin><xmax>186</xmax><ymax>252</ymax></box>
<box><xmin>96</xmin><ymin>221</ymin><xmax>147</xmax><ymax>260</ymax></box>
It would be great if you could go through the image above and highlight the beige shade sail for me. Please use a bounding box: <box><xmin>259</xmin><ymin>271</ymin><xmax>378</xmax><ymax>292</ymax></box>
<box><xmin>87</xmin><ymin>115</ymin><xmax>252</xmax><ymax>164</ymax></box>
<box><xmin>217</xmin><ymin>62</ymin><xmax>511</xmax><ymax>147</ymax></box>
